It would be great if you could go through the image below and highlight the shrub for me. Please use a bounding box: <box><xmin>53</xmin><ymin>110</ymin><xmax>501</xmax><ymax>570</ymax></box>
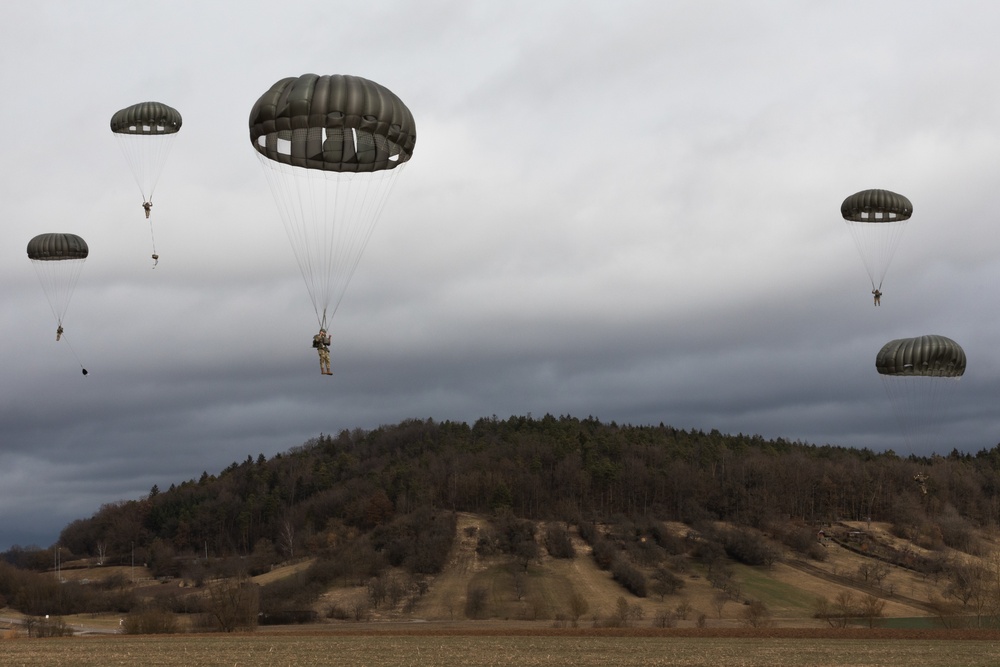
<box><xmin>326</xmin><ymin>604</ymin><xmax>350</xmax><ymax>620</ymax></box>
<box><xmin>611</xmin><ymin>559</ymin><xmax>647</xmax><ymax>597</ymax></box>
<box><xmin>122</xmin><ymin>608</ymin><xmax>180</xmax><ymax>634</ymax></box>
<box><xmin>740</xmin><ymin>599</ymin><xmax>773</xmax><ymax>628</ymax></box>
<box><xmin>465</xmin><ymin>585</ymin><xmax>489</xmax><ymax>619</ymax></box>
<box><xmin>652</xmin><ymin>608</ymin><xmax>676</xmax><ymax>628</ymax></box>
<box><xmin>591</xmin><ymin>539</ymin><xmax>617</xmax><ymax>570</ymax></box>
<box><xmin>577</xmin><ymin>521</ymin><xmax>598</xmax><ymax>545</ymax></box>
<box><xmin>720</xmin><ymin>527</ymin><xmax>779</xmax><ymax>567</ymax></box>
<box><xmin>650</xmin><ymin>566</ymin><xmax>684</xmax><ymax>599</ymax></box>
<box><xmin>544</xmin><ymin>524</ymin><xmax>576</xmax><ymax>559</ymax></box>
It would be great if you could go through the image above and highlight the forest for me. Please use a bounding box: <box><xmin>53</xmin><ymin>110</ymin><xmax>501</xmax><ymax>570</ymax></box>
<box><xmin>3</xmin><ymin>414</ymin><xmax>1000</xmax><ymax>629</ymax></box>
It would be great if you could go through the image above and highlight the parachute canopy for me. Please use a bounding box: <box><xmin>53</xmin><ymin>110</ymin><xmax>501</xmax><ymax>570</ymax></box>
<box><xmin>27</xmin><ymin>233</ymin><xmax>89</xmax><ymax>330</ymax></box>
<box><xmin>249</xmin><ymin>74</ymin><xmax>416</xmax><ymax>330</ymax></box>
<box><xmin>876</xmin><ymin>335</ymin><xmax>966</xmax><ymax>378</ymax></box>
<box><xmin>27</xmin><ymin>233</ymin><xmax>89</xmax><ymax>261</ymax></box>
<box><xmin>841</xmin><ymin>189</ymin><xmax>913</xmax><ymax>223</ymax></box>
<box><xmin>841</xmin><ymin>188</ymin><xmax>912</xmax><ymax>291</ymax></box>
<box><xmin>249</xmin><ymin>73</ymin><xmax>415</xmax><ymax>172</ymax></box>
<box><xmin>110</xmin><ymin>102</ymin><xmax>182</xmax><ymax>136</ymax></box>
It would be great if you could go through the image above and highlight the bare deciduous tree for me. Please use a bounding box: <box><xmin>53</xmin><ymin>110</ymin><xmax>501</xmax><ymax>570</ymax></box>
<box><xmin>206</xmin><ymin>574</ymin><xmax>259</xmax><ymax>632</ymax></box>
<box><xmin>858</xmin><ymin>594</ymin><xmax>886</xmax><ymax>628</ymax></box>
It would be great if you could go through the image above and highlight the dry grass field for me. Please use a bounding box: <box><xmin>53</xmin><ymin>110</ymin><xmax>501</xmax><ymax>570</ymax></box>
<box><xmin>3</xmin><ymin>630</ymin><xmax>1000</xmax><ymax>667</ymax></box>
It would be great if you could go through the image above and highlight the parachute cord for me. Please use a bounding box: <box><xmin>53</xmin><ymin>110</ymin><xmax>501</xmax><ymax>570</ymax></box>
<box><xmin>58</xmin><ymin>331</ymin><xmax>89</xmax><ymax>376</ymax></box>
<box><xmin>149</xmin><ymin>219</ymin><xmax>159</xmax><ymax>269</ymax></box>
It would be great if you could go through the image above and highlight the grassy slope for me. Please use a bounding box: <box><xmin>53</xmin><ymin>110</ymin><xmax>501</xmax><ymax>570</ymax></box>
<box><xmin>20</xmin><ymin>516</ymin><xmax>984</xmax><ymax>631</ymax></box>
<box><xmin>312</xmin><ymin>515</ymin><xmax>962</xmax><ymax>628</ymax></box>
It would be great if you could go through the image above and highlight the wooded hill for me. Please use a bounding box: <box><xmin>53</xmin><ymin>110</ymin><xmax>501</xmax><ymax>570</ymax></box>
<box><xmin>4</xmin><ymin>414</ymin><xmax>1000</xmax><ymax>628</ymax></box>
<box><xmin>55</xmin><ymin>415</ymin><xmax>1000</xmax><ymax>558</ymax></box>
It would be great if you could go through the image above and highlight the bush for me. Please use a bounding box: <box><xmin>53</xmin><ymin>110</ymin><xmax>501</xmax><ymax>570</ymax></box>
<box><xmin>777</xmin><ymin>524</ymin><xmax>820</xmax><ymax>555</ymax></box>
<box><xmin>720</xmin><ymin>527</ymin><xmax>779</xmax><ymax>567</ymax></box>
<box><xmin>122</xmin><ymin>608</ymin><xmax>179</xmax><ymax>634</ymax></box>
<box><xmin>577</xmin><ymin>521</ymin><xmax>598</xmax><ymax>545</ymax></box>
<box><xmin>544</xmin><ymin>524</ymin><xmax>576</xmax><ymax>559</ymax></box>
<box><xmin>370</xmin><ymin>508</ymin><xmax>457</xmax><ymax>574</ymax></box>
<box><xmin>591</xmin><ymin>539</ymin><xmax>616</xmax><ymax>570</ymax></box>
<box><xmin>649</xmin><ymin>567</ymin><xmax>684</xmax><ymax>599</ymax></box>
<box><xmin>740</xmin><ymin>599</ymin><xmax>773</xmax><ymax>628</ymax></box>
<box><xmin>259</xmin><ymin>609</ymin><xmax>318</xmax><ymax>625</ymax></box>
<box><xmin>648</xmin><ymin>523</ymin><xmax>687</xmax><ymax>555</ymax></box>
<box><xmin>611</xmin><ymin>559</ymin><xmax>647</xmax><ymax>597</ymax></box>
<box><xmin>465</xmin><ymin>585</ymin><xmax>489</xmax><ymax>619</ymax></box>
<box><xmin>23</xmin><ymin>616</ymin><xmax>74</xmax><ymax>637</ymax></box>
<box><xmin>652</xmin><ymin>608</ymin><xmax>676</xmax><ymax>628</ymax></box>
<box><xmin>326</xmin><ymin>604</ymin><xmax>350</xmax><ymax>620</ymax></box>
<box><xmin>936</xmin><ymin>511</ymin><xmax>982</xmax><ymax>555</ymax></box>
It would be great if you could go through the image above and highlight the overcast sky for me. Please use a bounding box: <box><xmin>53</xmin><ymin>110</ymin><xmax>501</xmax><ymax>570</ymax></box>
<box><xmin>3</xmin><ymin>1</ymin><xmax>1000</xmax><ymax>551</ymax></box>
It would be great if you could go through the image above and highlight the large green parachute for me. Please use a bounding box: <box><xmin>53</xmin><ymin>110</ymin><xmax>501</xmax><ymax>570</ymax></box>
<box><xmin>250</xmin><ymin>74</ymin><xmax>416</xmax><ymax>331</ymax></box>
<box><xmin>875</xmin><ymin>335</ymin><xmax>965</xmax><ymax>452</ymax></box>
<box><xmin>841</xmin><ymin>188</ymin><xmax>912</xmax><ymax>292</ymax></box>
<box><xmin>250</xmin><ymin>74</ymin><xmax>415</xmax><ymax>172</ymax></box>
<box><xmin>876</xmin><ymin>335</ymin><xmax>966</xmax><ymax>378</ymax></box>
<box><xmin>27</xmin><ymin>233</ymin><xmax>89</xmax><ymax>336</ymax></box>
<box><xmin>26</xmin><ymin>233</ymin><xmax>89</xmax><ymax>261</ymax></box>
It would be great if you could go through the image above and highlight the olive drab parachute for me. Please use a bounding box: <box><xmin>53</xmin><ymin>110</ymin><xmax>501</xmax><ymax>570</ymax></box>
<box><xmin>841</xmin><ymin>189</ymin><xmax>912</xmax><ymax>293</ymax></box>
<box><xmin>111</xmin><ymin>102</ymin><xmax>182</xmax><ymax>203</ymax></box>
<box><xmin>27</xmin><ymin>233</ymin><xmax>89</xmax><ymax>332</ymax></box>
<box><xmin>111</xmin><ymin>101</ymin><xmax>182</xmax><ymax>264</ymax></box>
<box><xmin>27</xmin><ymin>233</ymin><xmax>90</xmax><ymax>372</ymax></box>
<box><xmin>875</xmin><ymin>335</ymin><xmax>966</xmax><ymax>452</ymax></box>
<box><xmin>249</xmin><ymin>74</ymin><xmax>416</xmax><ymax>331</ymax></box>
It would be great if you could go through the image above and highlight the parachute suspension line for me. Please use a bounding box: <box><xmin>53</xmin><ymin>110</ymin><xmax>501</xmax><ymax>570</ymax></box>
<box><xmin>30</xmin><ymin>258</ymin><xmax>87</xmax><ymax>333</ymax></box>
<box><xmin>844</xmin><ymin>218</ymin><xmax>908</xmax><ymax>292</ymax></box>
<box><xmin>256</xmin><ymin>155</ymin><xmax>327</xmax><ymax>328</ymax></box>
<box><xmin>149</xmin><ymin>219</ymin><xmax>159</xmax><ymax>268</ymax></box>
<box><xmin>57</xmin><ymin>331</ymin><xmax>88</xmax><ymax>376</ymax></box>
<box><xmin>333</xmin><ymin>165</ymin><xmax>406</xmax><ymax>315</ymax></box>
<box><xmin>255</xmin><ymin>152</ymin><xmax>408</xmax><ymax>330</ymax></box>
<box><xmin>880</xmin><ymin>375</ymin><xmax>961</xmax><ymax>452</ymax></box>
<box><xmin>113</xmin><ymin>132</ymin><xmax>177</xmax><ymax>205</ymax></box>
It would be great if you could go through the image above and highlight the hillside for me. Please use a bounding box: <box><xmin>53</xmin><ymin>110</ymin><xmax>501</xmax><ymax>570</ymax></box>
<box><xmin>263</xmin><ymin>514</ymin><xmax>981</xmax><ymax>629</ymax></box>
<box><xmin>3</xmin><ymin>511</ymin><xmax>995</xmax><ymax>633</ymax></box>
<box><xmin>6</xmin><ymin>415</ymin><xmax>1000</xmax><ymax>631</ymax></box>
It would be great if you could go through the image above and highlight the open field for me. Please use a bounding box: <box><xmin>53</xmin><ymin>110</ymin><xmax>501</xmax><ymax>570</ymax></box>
<box><xmin>4</xmin><ymin>628</ymin><xmax>1000</xmax><ymax>667</ymax></box>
